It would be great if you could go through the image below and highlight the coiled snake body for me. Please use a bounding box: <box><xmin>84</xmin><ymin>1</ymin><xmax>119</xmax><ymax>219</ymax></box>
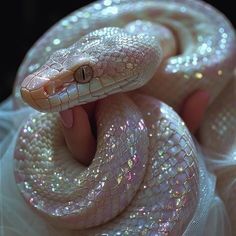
<box><xmin>13</xmin><ymin>0</ymin><xmax>236</xmax><ymax>235</ymax></box>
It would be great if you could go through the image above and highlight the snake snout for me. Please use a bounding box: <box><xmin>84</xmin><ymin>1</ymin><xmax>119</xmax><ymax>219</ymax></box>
<box><xmin>21</xmin><ymin>87</ymin><xmax>42</xmax><ymax>110</ymax></box>
<box><xmin>20</xmin><ymin>73</ymin><xmax>51</xmax><ymax>110</ymax></box>
<box><xmin>21</xmin><ymin>70</ymin><xmax>76</xmax><ymax>111</ymax></box>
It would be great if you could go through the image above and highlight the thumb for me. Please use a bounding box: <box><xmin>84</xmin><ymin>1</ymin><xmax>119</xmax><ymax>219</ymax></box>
<box><xmin>181</xmin><ymin>90</ymin><xmax>210</xmax><ymax>134</ymax></box>
<box><xmin>59</xmin><ymin>105</ymin><xmax>96</xmax><ymax>166</ymax></box>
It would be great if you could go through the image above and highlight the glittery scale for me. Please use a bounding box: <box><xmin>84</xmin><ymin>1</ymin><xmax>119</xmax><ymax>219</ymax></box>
<box><xmin>14</xmin><ymin>94</ymin><xmax>199</xmax><ymax>234</ymax></box>
<box><xmin>14</xmin><ymin>94</ymin><xmax>149</xmax><ymax>229</ymax></box>
<box><xmin>200</xmin><ymin>79</ymin><xmax>236</xmax><ymax>232</ymax></box>
<box><xmin>13</xmin><ymin>0</ymin><xmax>236</xmax><ymax>234</ymax></box>
<box><xmin>14</xmin><ymin>0</ymin><xmax>235</xmax><ymax>112</ymax></box>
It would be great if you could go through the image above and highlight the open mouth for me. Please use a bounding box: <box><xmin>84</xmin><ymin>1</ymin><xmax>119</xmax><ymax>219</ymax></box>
<box><xmin>47</xmin><ymin>74</ymin><xmax>140</xmax><ymax>112</ymax></box>
<box><xmin>21</xmin><ymin>72</ymin><xmax>140</xmax><ymax>113</ymax></box>
<box><xmin>43</xmin><ymin>77</ymin><xmax>75</xmax><ymax>97</ymax></box>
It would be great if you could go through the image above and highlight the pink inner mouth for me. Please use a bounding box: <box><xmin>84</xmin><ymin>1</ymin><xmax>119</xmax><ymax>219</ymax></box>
<box><xmin>43</xmin><ymin>78</ymin><xmax>75</xmax><ymax>97</ymax></box>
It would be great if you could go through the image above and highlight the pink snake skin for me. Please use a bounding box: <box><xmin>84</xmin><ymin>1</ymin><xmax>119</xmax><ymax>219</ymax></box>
<box><xmin>13</xmin><ymin>0</ymin><xmax>236</xmax><ymax>235</ymax></box>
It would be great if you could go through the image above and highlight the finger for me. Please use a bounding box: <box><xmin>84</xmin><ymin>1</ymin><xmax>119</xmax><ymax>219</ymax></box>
<box><xmin>181</xmin><ymin>90</ymin><xmax>210</xmax><ymax>134</ymax></box>
<box><xmin>59</xmin><ymin>105</ymin><xmax>96</xmax><ymax>166</ymax></box>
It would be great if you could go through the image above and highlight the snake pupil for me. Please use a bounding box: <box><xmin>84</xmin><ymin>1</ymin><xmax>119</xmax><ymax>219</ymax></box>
<box><xmin>82</xmin><ymin>68</ymin><xmax>86</xmax><ymax>80</ymax></box>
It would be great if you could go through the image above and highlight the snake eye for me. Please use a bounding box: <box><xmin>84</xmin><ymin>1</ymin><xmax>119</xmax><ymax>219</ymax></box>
<box><xmin>74</xmin><ymin>65</ymin><xmax>93</xmax><ymax>84</ymax></box>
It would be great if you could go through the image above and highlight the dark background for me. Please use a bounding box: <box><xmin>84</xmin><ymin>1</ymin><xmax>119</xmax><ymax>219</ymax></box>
<box><xmin>0</xmin><ymin>1</ymin><xmax>235</xmax><ymax>103</ymax></box>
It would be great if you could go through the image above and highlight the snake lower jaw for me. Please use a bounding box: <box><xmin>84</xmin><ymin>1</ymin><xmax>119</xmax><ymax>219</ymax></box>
<box><xmin>21</xmin><ymin>73</ymin><xmax>142</xmax><ymax>112</ymax></box>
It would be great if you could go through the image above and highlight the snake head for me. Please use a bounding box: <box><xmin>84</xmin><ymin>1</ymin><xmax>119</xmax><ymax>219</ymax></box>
<box><xmin>20</xmin><ymin>48</ymin><xmax>98</xmax><ymax>112</ymax></box>
<box><xmin>21</xmin><ymin>28</ymin><xmax>161</xmax><ymax>112</ymax></box>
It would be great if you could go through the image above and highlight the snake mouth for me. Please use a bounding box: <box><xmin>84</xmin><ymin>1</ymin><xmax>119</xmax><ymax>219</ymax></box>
<box><xmin>54</xmin><ymin>74</ymin><xmax>141</xmax><ymax>112</ymax></box>
<box><xmin>20</xmin><ymin>69</ymin><xmax>76</xmax><ymax>111</ymax></box>
<box><xmin>21</xmin><ymin>73</ymin><xmax>141</xmax><ymax>112</ymax></box>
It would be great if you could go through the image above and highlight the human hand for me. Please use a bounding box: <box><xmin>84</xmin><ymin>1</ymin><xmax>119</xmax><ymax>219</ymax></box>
<box><xmin>60</xmin><ymin>90</ymin><xmax>209</xmax><ymax>166</ymax></box>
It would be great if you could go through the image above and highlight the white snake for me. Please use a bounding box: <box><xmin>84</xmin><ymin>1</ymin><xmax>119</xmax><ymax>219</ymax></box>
<box><xmin>13</xmin><ymin>0</ymin><xmax>236</xmax><ymax>235</ymax></box>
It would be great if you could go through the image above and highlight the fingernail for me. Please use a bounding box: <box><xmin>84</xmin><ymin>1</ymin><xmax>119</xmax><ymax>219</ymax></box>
<box><xmin>59</xmin><ymin>109</ymin><xmax>73</xmax><ymax>128</ymax></box>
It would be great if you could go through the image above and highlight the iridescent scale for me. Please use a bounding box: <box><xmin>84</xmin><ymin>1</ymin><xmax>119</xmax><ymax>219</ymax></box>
<box><xmin>13</xmin><ymin>0</ymin><xmax>236</xmax><ymax>235</ymax></box>
<box><xmin>15</xmin><ymin>94</ymin><xmax>199</xmax><ymax>234</ymax></box>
